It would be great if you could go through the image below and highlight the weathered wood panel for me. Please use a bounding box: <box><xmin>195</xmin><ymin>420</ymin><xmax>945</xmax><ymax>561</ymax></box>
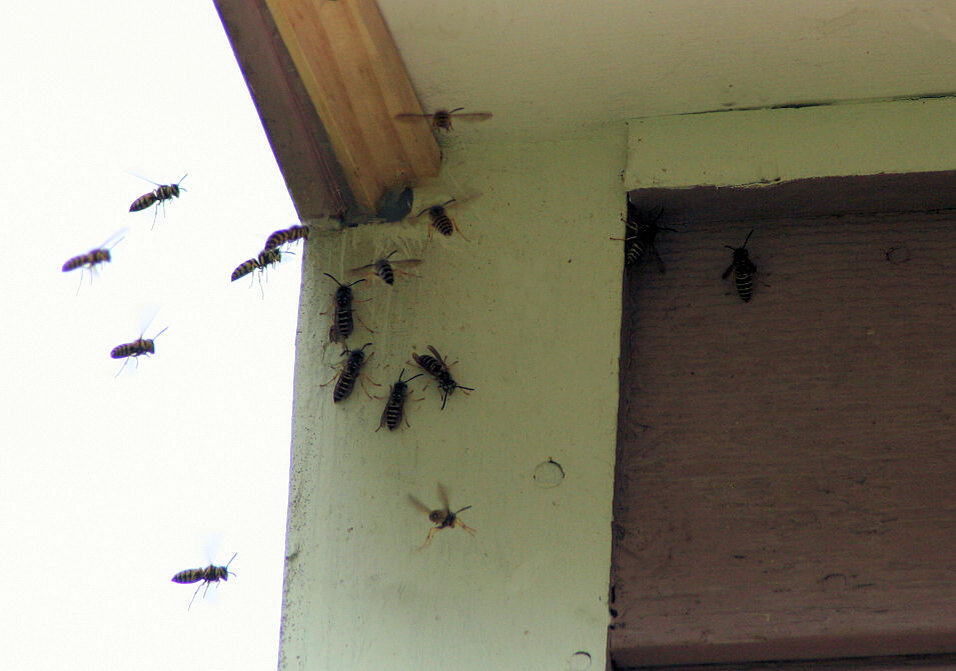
<box><xmin>611</xmin><ymin>174</ymin><xmax>956</xmax><ymax>667</ymax></box>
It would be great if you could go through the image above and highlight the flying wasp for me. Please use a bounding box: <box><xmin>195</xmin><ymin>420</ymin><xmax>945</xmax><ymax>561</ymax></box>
<box><xmin>129</xmin><ymin>173</ymin><xmax>188</xmax><ymax>227</ymax></box>
<box><xmin>61</xmin><ymin>230</ymin><xmax>125</xmax><ymax>293</ymax></box>
<box><xmin>171</xmin><ymin>552</ymin><xmax>237</xmax><ymax>610</ymax></box>
<box><xmin>722</xmin><ymin>229</ymin><xmax>757</xmax><ymax>302</ymax></box>
<box><xmin>264</xmin><ymin>224</ymin><xmax>309</xmax><ymax>250</ymax></box>
<box><xmin>330</xmin><ymin>342</ymin><xmax>374</xmax><ymax>403</ymax></box>
<box><xmin>417</xmin><ymin>199</ymin><xmax>469</xmax><ymax>244</ymax></box>
<box><xmin>110</xmin><ymin>326</ymin><xmax>168</xmax><ymax>377</ymax></box>
<box><xmin>231</xmin><ymin>248</ymin><xmax>283</xmax><ymax>282</ymax></box>
<box><xmin>349</xmin><ymin>250</ymin><xmax>422</xmax><ymax>286</ymax></box>
<box><xmin>408</xmin><ymin>484</ymin><xmax>475</xmax><ymax>550</ymax></box>
<box><xmin>610</xmin><ymin>201</ymin><xmax>674</xmax><ymax>271</ymax></box>
<box><xmin>377</xmin><ymin>368</ymin><xmax>424</xmax><ymax>432</ymax></box>
<box><xmin>323</xmin><ymin>273</ymin><xmax>368</xmax><ymax>342</ymax></box>
<box><xmin>412</xmin><ymin>345</ymin><xmax>474</xmax><ymax>410</ymax></box>
<box><xmin>395</xmin><ymin>107</ymin><xmax>492</xmax><ymax>133</ymax></box>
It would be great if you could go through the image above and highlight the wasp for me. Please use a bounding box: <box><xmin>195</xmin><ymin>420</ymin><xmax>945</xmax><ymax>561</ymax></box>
<box><xmin>264</xmin><ymin>224</ymin><xmax>309</xmax><ymax>250</ymax></box>
<box><xmin>377</xmin><ymin>368</ymin><xmax>424</xmax><ymax>431</ymax></box>
<box><xmin>395</xmin><ymin>107</ymin><xmax>492</xmax><ymax>133</ymax></box>
<box><xmin>129</xmin><ymin>173</ymin><xmax>188</xmax><ymax>226</ymax></box>
<box><xmin>230</xmin><ymin>248</ymin><xmax>283</xmax><ymax>282</ymax></box>
<box><xmin>722</xmin><ymin>229</ymin><xmax>757</xmax><ymax>302</ymax></box>
<box><xmin>110</xmin><ymin>326</ymin><xmax>168</xmax><ymax>376</ymax></box>
<box><xmin>171</xmin><ymin>552</ymin><xmax>237</xmax><ymax>610</ymax></box>
<box><xmin>332</xmin><ymin>342</ymin><xmax>373</xmax><ymax>403</ymax></box>
<box><xmin>412</xmin><ymin>345</ymin><xmax>474</xmax><ymax>410</ymax></box>
<box><xmin>417</xmin><ymin>199</ymin><xmax>469</xmax><ymax>243</ymax></box>
<box><xmin>611</xmin><ymin>201</ymin><xmax>674</xmax><ymax>271</ymax></box>
<box><xmin>324</xmin><ymin>273</ymin><xmax>367</xmax><ymax>342</ymax></box>
<box><xmin>408</xmin><ymin>484</ymin><xmax>475</xmax><ymax>550</ymax></box>
<box><xmin>61</xmin><ymin>231</ymin><xmax>125</xmax><ymax>293</ymax></box>
<box><xmin>349</xmin><ymin>250</ymin><xmax>422</xmax><ymax>286</ymax></box>
<box><xmin>62</xmin><ymin>248</ymin><xmax>111</xmax><ymax>273</ymax></box>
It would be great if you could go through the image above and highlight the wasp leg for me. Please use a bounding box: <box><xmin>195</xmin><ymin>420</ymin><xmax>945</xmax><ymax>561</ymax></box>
<box><xmin>451</xmin><ymin>218</ymin><xmax>470</xmax><ymax>242</ymax></box>
<box><xmin>454</xmin><ymin>519</ymin><xmax>476</xmax><ymax>536</ymax></box>
<box><xmin>418</xmin><ymin>526</ymin><xmax>439</xmax><ymax>551</ymax></box>
<box><xmin>186</xmin><ymin>582</ymin><xmax>204</xmax><ymax>611</ymax></box>
<box><xmin>359</xmin><ymin>374</ymin><xmax>382</xmax><ymax>400</ymax></box>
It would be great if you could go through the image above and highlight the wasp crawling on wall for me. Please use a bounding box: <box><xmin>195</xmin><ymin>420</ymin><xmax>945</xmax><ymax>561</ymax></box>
<box><xmin>172</xmin><ymin>552</ymin><xmax>237</xmax><ymax>610</ymax></box>
<box><xmin>323</xmin><ymin>274</ymin><xmax>368</xmax><ymax>342</ymax></box>
<box><xmin>377</xmin><ymin>368</ymin><xmax>424</xmax><ymax>432</ymax></box>
<box><xmin>110</xmin><ymin>326</ymin><xmax>168</xmax><ymax>377</ymax></box>
<box><xmin>412</xmin><ymin>345</ymin><xmax>474</xmax><ymax>410</ymax></box>
<box><xmin>395</xmin><ymin>107</ymin><xmax>492</xmax><ymax>133</ymax></box>
<box><xmin>61</xmin><ymin>231</ymin><xmax>125</xmax><ymax>293</ymax></box>
<box><xmin>349</xmin><ymin>250</ymin><xmax>422</xmax><ymax>286</ymax></box>
<box><xmin>129</xmin><ymin>173</ymin><xmax>188</xmax><ymax>227</ymax></box>
<box><xmin>722</xmin><ymin>229</ymin><xmax>757</xmax><ymax>302</ymax></box>
<box><xmin>264</xmin><ymin>224</ymin><xmax>309</xmax><ymax>251</ymax></box>
<box><xmin>331</xmin><ymin>342</ymin><xmax>374</xmax><ymax>403</ymax></box>
<box><xmin>611</xmin><ymin>201</ymin><xmax>674</xmax><ymax>271</ymax></box>
<box><xmin>409</xmin><ymin>484</ymin><xmax>475</xmax><ymax>550</ymax></box>
<box><xmin>417</xmin><ymin>199</ymin><xmax>470</xmax><ymax>244</ymax></box>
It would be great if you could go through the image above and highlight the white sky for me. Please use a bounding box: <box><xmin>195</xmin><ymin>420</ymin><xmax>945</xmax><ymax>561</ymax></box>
<box><xmin>0</xmin><ymin>3</ymin><xmax>299</xmax><ymax>669</ymax></box>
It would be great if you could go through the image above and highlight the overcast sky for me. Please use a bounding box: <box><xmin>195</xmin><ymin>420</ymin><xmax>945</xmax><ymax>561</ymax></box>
<box><xmin>0</xmin><ymin>3</ymin><xmax>299</xmax><ymax>669</ymax></box>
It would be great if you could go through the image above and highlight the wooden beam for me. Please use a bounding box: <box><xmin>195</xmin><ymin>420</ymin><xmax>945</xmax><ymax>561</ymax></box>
<box><xmin>262</xmin><ymin>0</ymin><xmax>440</xmax><ymax>213</ymax></box>
<box><xmin>213</xmin><ymin>0</ymin><xmax>349</xmax><ymax>221</ymax></box>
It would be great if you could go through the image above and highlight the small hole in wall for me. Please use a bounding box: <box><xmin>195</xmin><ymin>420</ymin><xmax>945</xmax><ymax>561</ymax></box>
<box><xmin>567</xmin><ymin>650</ymin><xmax>591</xmax><ymax>670</ymax></box>
<box><xmin>533</xmin><ymin>458</ymin><xmax>565</xmax><ymax>488</ymax></box>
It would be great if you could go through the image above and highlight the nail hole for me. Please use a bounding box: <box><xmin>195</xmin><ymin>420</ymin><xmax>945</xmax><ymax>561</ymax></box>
<box><xmin>533</xmin><ymin>458</ymin><xmax>565</xmax><ymax>488</ymax></box>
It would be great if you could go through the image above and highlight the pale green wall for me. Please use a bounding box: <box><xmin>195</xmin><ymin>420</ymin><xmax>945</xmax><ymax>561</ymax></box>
<box><xmin>626</xmin><ymin>97</ymin><xmax>956</xmax><ymax>189</ymax></box>
<box><xmin>282</xmin><ymin>125</ymin><xmax>627</xmax><ymax>671</ymax></box>
<box><xmin>281</xmin><ymin>96</ymin><xmax>955</xmax><ymax>670</ymax></box>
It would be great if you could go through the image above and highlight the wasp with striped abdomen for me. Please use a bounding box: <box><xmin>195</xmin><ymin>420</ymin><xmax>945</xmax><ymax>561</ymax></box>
<box><xmin>395</xmin><ymin>107</ymin><xmax>492</xmax><ymax>133</ymax></box>
<box><xmin>377</xmin><ymin>368</ymin><xmax>424</xmax><ymax>431</ymax></box>
<box><xmin>129</xmin><ymin>174</ymin><xmax>187</xmax><ymax>226</ymax></box>
<box><xmin>408</xmin><ymin>484</ymin><xmax>475</xmax><ymax>550</ymax></box>
<box><xmin>171</xmin><ymin>552</ymin><xmax>237</xmax><ymax>610</ymax></box>
<box><xmin>349</xmin><ymin>250</ymin><xmax>422</xmax><ymax>286</ymax></box>
<box><xmin>417</xmin><ymin>199</ymin><xmax>469</xmax><ymax>244</ymax></box>
<box><xmin>324</xmin><ymin>273</ymin><xmax>367</xmax><ymax>342</ymax></box>
<box><xmin>722</xmin><ymin>229</ymin><xmax>757</xmax><ymax>302</ymax></box>
<box><xmin>110</xmin><ymin>326</ymin><xmax>168</xmax><ymax>376</ymax></box>
<box><xmin>332</xmin><ymin>342</ymin><xmax>373</xmax><ymax>403</ymax></box>
<box><xmin>264</xmin><ymin>224</ymin><xmax>309</xmax><ymax>250</ymax></box>
<box><xmin>412</xmin><ymin>345</ymin><xmax>474</xmax><ymax>410</ymax></box>
<box><xmin>61</xmin><ymin>231</ymin><xmax>125</xmax><ymax>293</ymax></box>
<box><xmin>610</xmin><ymin>201</ymin><xmax>674</xmax><ymax>272</ymax></box>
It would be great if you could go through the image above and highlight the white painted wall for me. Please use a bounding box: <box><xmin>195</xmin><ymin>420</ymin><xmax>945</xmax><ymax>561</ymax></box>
<box><xmin>281</xmin><ymin>125</ymin><xmax>626</xmax><ymax>671</ymax></box>
<box><xmin>626</xmin><ymin>97</ymin><xmax>956</xmax><ymax>189</ymax></box>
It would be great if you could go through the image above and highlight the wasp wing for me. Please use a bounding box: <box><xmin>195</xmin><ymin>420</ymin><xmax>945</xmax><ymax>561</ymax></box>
<box><xmin>452</xmin><ymin>112</ymin><xmax>493</xmax><ymax>122</ymax></box>
<box><xmin>408</xmin><ymin>494</ymin><xmax>432</xmax><ymax>516</ymax></box>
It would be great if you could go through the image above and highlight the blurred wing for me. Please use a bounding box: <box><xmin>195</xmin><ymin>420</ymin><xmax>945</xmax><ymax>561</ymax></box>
<box><xmin>454</xmin><ymin>112</ymin><xmax>493</xmax><ymax>122</ymax></box>
<box><xmin>391</xmin><ymin>259</ymin><xmax>423</xmax><ymax>270</ymax></box>
<box><xmin>348</xmin><ymin>263</ymin><xmax>377</xmax><ymax>275</ymax></box>
<box><xmin>436</xmin><ymin>483</ymin><xmax>450</xmax><ymax>511</ymax></box>
<box><xmin>408</xmin><ymin>494</ymin><xmax>431</xmax><ymax>515</ymax></box>
<box><xmin>395</xmin><ymin>113</ymin><xmax>430</xmax><ymax>122</ymax></box>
